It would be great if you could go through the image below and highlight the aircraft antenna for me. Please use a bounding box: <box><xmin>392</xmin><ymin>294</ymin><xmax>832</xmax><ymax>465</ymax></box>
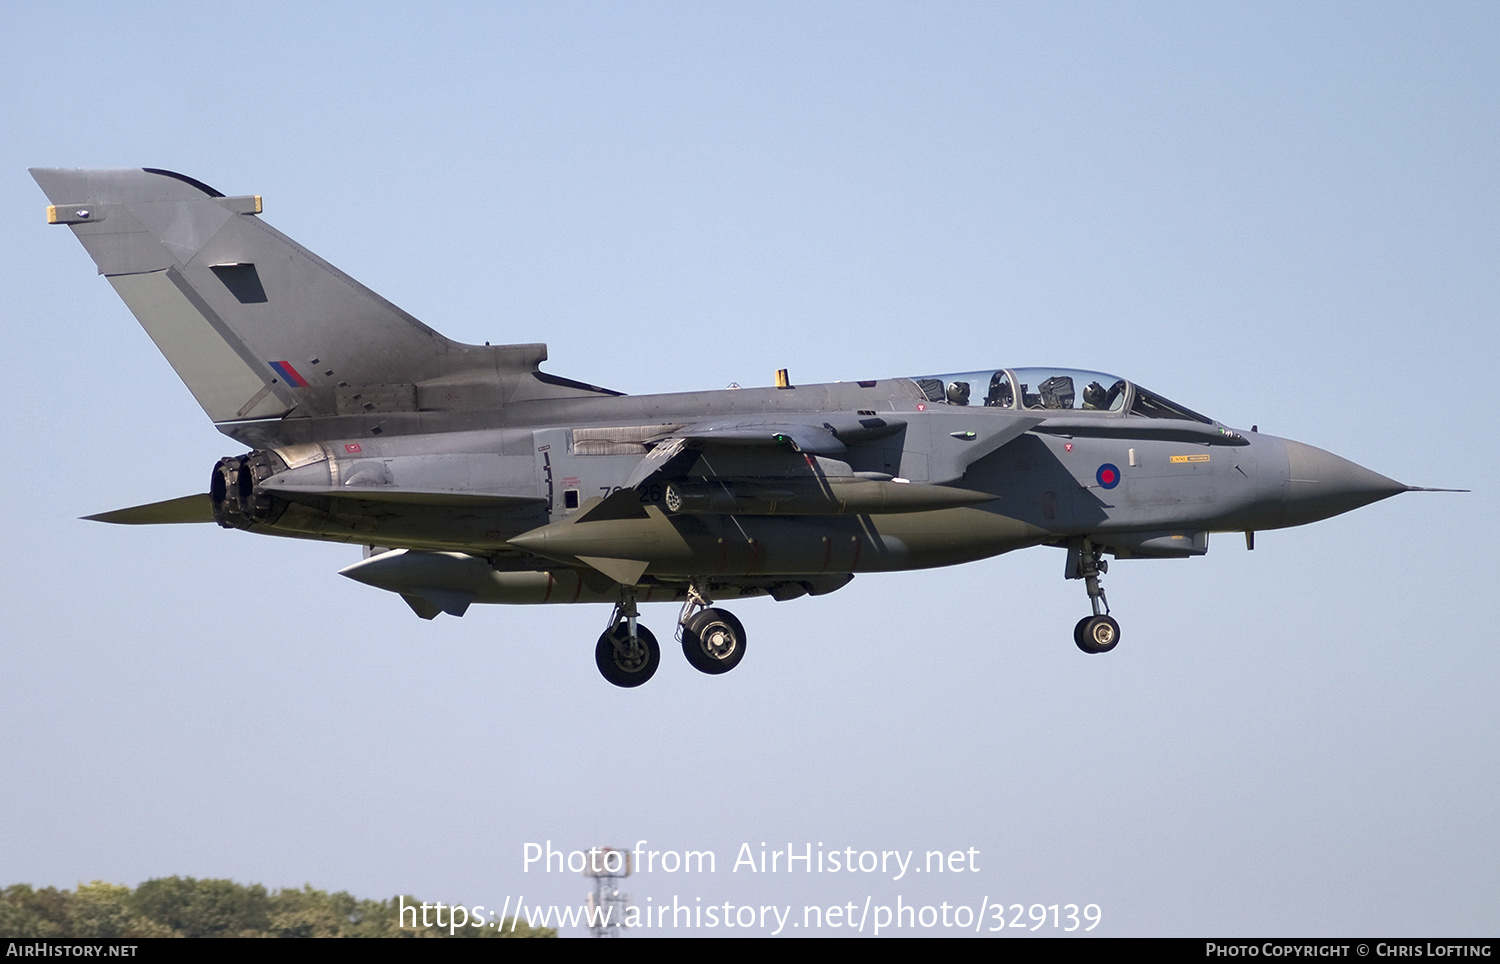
<box><xmin>583</xmin><ymin>846</ymin><xmax>633</xmax><ymax>938</ymax></box>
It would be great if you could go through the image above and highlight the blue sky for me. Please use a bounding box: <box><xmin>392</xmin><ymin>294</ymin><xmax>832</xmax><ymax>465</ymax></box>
<box><xmin>2</xmin><ymin>2</ymin><xmax>1495</xmax><ymax>936</ymax></box>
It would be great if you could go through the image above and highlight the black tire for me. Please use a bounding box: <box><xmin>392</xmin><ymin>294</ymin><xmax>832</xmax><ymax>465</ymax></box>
<box><xmin>681</xmin><ymin>608</ymin><xmax>747</xmax><ymax>675</ymax></box>
<box><xmin>1077</xmin><ymin>614</ymin><xmax>1120</xmax><ymax>654</ymax></box>
<box><xmin>1074</xmin><ymin>616</ymin><xmax>1095</xmax><ymax>653</ymax></box>
<box><xmin>595</xmin><ymin>622</ymin><xmax>661</xmax><ymax>687</ymax></box>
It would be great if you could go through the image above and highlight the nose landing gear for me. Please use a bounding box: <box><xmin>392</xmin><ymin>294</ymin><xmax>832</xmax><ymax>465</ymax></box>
<box><xmin>1073</xmin><ymin>613</ymin><xmax>1120</xmax><ymax>654</ymax></box>
<box><xmin>1067</xmin><ymin>539</ymin><xmax>1121</xmax><ymax>654</ymax></box>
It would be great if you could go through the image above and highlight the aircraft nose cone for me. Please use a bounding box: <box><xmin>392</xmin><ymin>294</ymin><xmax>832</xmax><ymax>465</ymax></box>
<box><xmin>1282</xmin><ymin>439</ymin><xmax>1407</xmax><ymax>525</ymax></box>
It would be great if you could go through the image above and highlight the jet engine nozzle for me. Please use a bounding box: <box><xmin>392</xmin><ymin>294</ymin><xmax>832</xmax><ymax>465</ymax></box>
<box><xmin>210</xmin><ymin>451</ymin><xmax>290</xmax><ymax>530</ymax></box>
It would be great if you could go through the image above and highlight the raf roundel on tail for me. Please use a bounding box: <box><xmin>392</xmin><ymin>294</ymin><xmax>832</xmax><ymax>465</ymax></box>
<box><xmin>32</xmin><ymin>167</ymin><xmax>1455</xmax><ymax>687</ymax></box>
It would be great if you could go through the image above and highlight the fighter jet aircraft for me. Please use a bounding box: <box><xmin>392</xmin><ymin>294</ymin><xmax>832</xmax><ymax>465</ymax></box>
<box><xmin>33</xmin><ymin>167</ymin><xmax>1434</xmax><ymax>687</ymax></box>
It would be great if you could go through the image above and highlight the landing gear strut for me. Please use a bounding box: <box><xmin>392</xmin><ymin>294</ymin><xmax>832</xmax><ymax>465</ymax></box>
<box><xmin>595</xmin><ymin>589</ymin><xmax>661</xmax><ymax>687</ymax></box>
<box><xmin>592</xmin><ymin>583</ymin><xmax>750</xmax><ymax>685</ymax></box>
<box><xmin>677</xmin><ymin>583</ymin><xmax>748</xmax><ymax>675</ymax></box>
<box><xmin>1067</xmin><ymin>538</ymin><xmax>1120</xmax><ymax>654</ymax></box>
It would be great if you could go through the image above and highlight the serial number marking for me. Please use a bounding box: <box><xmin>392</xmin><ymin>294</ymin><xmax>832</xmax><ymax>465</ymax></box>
<box><xmin>599</xmin><ymin>485</ymin><xmax>665</xmax><ymax>503</ymax></box>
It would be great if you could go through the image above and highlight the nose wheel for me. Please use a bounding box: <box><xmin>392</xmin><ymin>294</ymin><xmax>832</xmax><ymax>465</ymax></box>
<box><xmin>1074</xmin><ymin>614</ymin><xmax>1120</xmax><ymax>654</ymax></box>
<box><xmin>1067</xmin><ymin>538</ymin><xmax>1122</xmax><ymax>655</ymax></box>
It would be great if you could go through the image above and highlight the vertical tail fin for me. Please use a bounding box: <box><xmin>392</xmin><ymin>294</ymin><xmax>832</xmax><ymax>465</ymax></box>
<box><xmin>32</xmin><ymin>168</ymin><xmax>562</xmax><ymax>439</ymax></box>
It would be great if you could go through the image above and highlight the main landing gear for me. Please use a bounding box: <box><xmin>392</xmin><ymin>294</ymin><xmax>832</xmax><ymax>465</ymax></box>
<box><xmin>677</xmin><ymin>584</ymin><xmax>747</xmax><ymax>676</ymax></box>
<box><xmin>1067</xmin><ymin>538</ymin><xmax>1121</xmax><ymax>655</ymax></box>
<box><xmin>595</xmin><ymin>592</ymin><xmax>660</xmax><ymax>688</ymax></box>
<box><xmin>593</xmin><ymin>583</ymin><xmax>748</xmax><ymax>687</ymax></box>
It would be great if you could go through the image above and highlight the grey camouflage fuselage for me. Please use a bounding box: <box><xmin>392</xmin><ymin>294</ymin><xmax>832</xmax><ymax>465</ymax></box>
<box><xmin>33</xmin><ymin>167</ymin><xmax>1417</xmax><ymax>685</ymax></box>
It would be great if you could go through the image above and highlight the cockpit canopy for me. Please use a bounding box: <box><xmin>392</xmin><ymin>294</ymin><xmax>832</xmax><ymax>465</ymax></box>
<box><xmin>907</xmin><ymin>367</ymin><xmax>1214</xmax><ymax>423</ymax></box>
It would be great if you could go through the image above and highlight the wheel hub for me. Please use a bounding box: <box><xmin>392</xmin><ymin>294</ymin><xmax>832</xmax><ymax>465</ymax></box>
<box><xmin>680</xmin><ymin>607</ymin><xmax>747</xmax><ymax>675</ymax></box>
<box><xmin>701</xmin><ymin>625</ymin><xmax>736</xmax><ymax>659</ymax></box>
<box><xmin>608</xmin><ymin>629</ymin><xmax>650</xmax><ymax>671</ymax></box>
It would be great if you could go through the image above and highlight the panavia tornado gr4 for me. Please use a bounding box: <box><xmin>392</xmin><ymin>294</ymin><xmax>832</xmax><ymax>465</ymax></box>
<box><xmin>33</xmin><ymin>167</ymin><xmax>1438</xmax><ymax>687</ymax></box>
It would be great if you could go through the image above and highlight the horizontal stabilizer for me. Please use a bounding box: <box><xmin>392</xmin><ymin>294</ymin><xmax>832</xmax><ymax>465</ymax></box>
<box><xmin>83</xmin><ymin>494</ymin><xmax>213</xmax><ymax>525</ymax></box>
